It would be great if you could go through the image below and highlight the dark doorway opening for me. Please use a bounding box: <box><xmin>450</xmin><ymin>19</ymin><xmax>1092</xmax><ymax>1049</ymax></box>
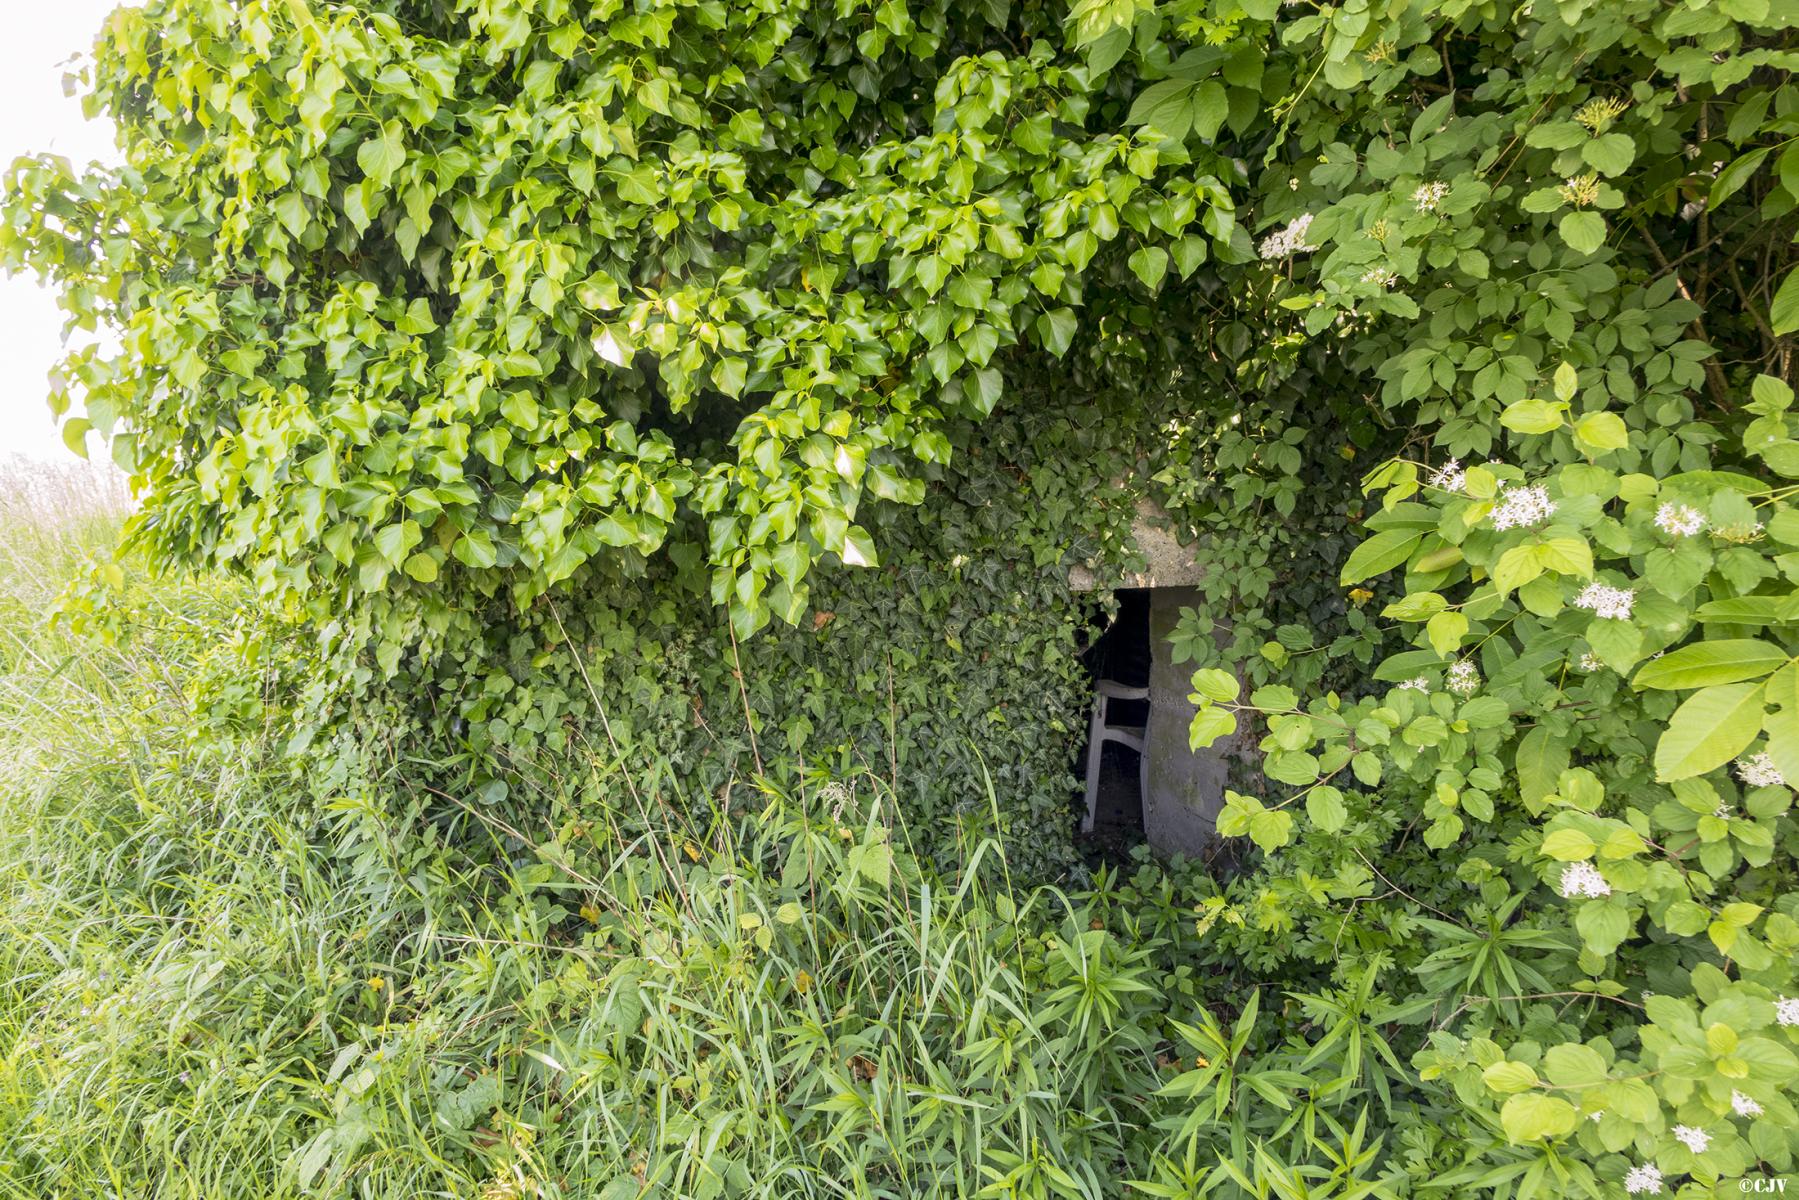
<box><xmin>1076</xmin><ymin>589</ymin><xmax>1151</xmax><ymax>857</ymax></box>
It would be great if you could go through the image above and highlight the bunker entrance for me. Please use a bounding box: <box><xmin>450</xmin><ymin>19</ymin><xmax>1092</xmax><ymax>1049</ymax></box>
<box><xmin>1072</xmin><ymin>582</ymin><xmax>1231</xmax><ymax>861</ymax></box>
<box><xmin>1078</xmin><ymin>589</ymin><xmax>1152</xmax><ymax>847</ymax></box>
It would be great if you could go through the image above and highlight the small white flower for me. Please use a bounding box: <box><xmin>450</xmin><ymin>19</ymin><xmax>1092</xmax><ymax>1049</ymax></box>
<box><xmin>1398</xmin><ymin>676</ymin><xmax>1430</xmax><ymax>692</ymax></box>
<box><xmin>1258</xmin><ymin>213</ymin><xmax>1316</xmax><ymax>260</ymax></box>
<box><xmin>1428</xmin><ymin>458</ymin><xmax>1466</xmax><ymax>493</ymax></box>
<box><xmin>1413</xmin><ymin>180</ymin><xmax>1450</xmax><ymax>212</ymax></box>
<box><xmin>1713</xmin><ymin>803</ymin><xmax>1734</xmax><ymax>819</ymax></box>
<box><xmin>1558</xmin><ymin>861</ymin><xmax>1611</xmax><ymax>899</ymax></box>
<box><xmin>1491</xmin><ymin>484</ymin><xmax>1556</xmax><ymax>531</ymax></box>
<box><xmin>1672</xmin><ymin>1125</ymin><xmax>1710</xmax><ymax>1153</ymax></box>
<box><xmin>1731</xmin><ymin>1090</ymin><xmax>1764</xmax><ymax>1117</ymax></box>
<box><xmin>1447</xmin><ymin>659</ymin><xmax>1479</xmax><ymax>696</ymax></box>
<box><xmin>1776</xmin><ymin>995</ymin><xmax>1799</xmax><ymax>1027</ymax></box>
<box><xmin>1579</xmin><ymin>652</ymin><xmax>1603</xmax><ymax>672</ymax></box>
<box><xmin>1361</xmin><ymin>266</ymin><xmax>1398</xmax><ymax>288</ymax></box>
<box><xmin>1735</xmin><ymin>752</ymin><xmax>1785</xmax><ymax>789</ymax></box>
<box><xmin>1573</xmin><ymin>582</ymin><xmax>1635</xmax><ymax>621</ymax></box>
<box><xmin>1587</xmin><ymin>1109</ymin><xmax>1604</xmax><ymax>1122</ymax></box>
<box><xmin>1653</xmin><ymin>502</ymin><xmax>1706</xmax><ymax>538</ymax></box>
<box><xmin>1623</xmin><ymin>1164</ymin><xmax>1662</xmax><ymax>1195</ymax></box>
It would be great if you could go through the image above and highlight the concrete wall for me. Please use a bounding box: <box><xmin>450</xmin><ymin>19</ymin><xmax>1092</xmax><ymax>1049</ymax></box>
<box><xmin>1142</xmin><ymin>586</ymin><xmax>1229</xmax><ymax>858</ymax></box>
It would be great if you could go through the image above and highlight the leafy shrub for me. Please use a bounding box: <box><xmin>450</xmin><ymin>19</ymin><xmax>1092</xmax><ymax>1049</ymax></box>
<box><xmin>6</xmin><ymin>0</ymin><xmax>1799</xmax><ymax>1194</ymax></box>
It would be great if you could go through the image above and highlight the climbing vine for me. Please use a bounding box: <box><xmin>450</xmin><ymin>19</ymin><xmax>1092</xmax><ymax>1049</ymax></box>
<box><xmin>8</xmin><ymin>0</ymin><xmax>1799</xmax><ymax>1192</ymax></box>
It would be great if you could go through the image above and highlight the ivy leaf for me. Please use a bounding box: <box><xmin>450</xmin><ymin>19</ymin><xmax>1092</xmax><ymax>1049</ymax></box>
<box><xmin>1124</xmin><ymin>80</ymin><xmax>1197</xmax><ymax>140</ymax></box>
<box><xmin>1128</xmin><ymin>246</ymin><xmax>1168</xmax><ymax>289</ymax></box>
<box><xmin>1035</xmin><ymin>307</ymin><xmax>1078</xmax><ymax>356</ymax></box>
<box><xmin>1653</xmin><ymin>682</ymin><xmax>1768</xmax><ymax>781</ymax></box>
<box><xmin>356</xmin><ymin>122</ymin><xmax>407</xmax><ymax>189</ymax></box>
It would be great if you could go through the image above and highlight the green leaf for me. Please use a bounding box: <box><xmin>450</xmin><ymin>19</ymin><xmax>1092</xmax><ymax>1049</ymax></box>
<box><xmin>1541</xmin><ymin>828</ymin><xmax>1596</xmax><ymax>861</ymax></box>
<box><xmin>1499</xmin><ymin>1093</ymin><xmax>1579</xmax><ymax>1144</ymax></box>
<box><xmin>1426</xmin><ymin>610</ymin><xmax>1467</xmax><ymax>656</ymax></box>
<box><xmin>1192</xmin><ymin>668</ymin><xmax>1240</xmax><ymax>703</ymax></box>
<box><xmin>1654</xmin><ymin>682</ymin><xmax>1768</xmax><ymax>781</ymax></box>
<box><xmin>1124</xmin><ymin>80</ymin><xmax>1197</xmax><ymax>140</ymax></box>
<box><xmin>1574</xmin><ymin>898</ymin><xmax>1632</xmax><ymax>956</ymax></box>
<box><xmin>1339</xmin><ymin>529</ymin><xmax>1422</xmax><ymax>585</ymax></box>
<box><xmin>1586</xmin><ymin>618</ymin><xmax>1643</xmax><ymax>674</ymax></box>
<box><xmin>1515</xmin><ymin>727</ymin><xmax>1569</xmax><ymax>808</ymax></box>
<box><xmin>1128</xmin><ymin>246</ymin><xmax>1168</xmax><ymax>289</ymax></box>
<box><xmin>1558</xmin><ymin>211</ymin><xmax>1606</xmax><ymax>255</ymax></box>
<box><xmin>1500</xmin><ymin>398</ymin><xmax>1565</xmax><ymax>435</ymax></box>
<box><xmin>1189</xmin><ymin>705</ymin><xmax>1237</xmax><ymax>749</ymax></box>
<box><xmin>356</xmin><ymin>122</ymin><xmax>407</xmax><ymax>188</ymax></box>
<box><xmin>1482</xmin><ymin>1061</ymin><xmax>1539</xmax><ymax>1094</ymax></box>
<box><xmin>1247</xmin><ymin>807</ymin><xmax>1293</xmax><ymax>853</ymax></box>
<box><xmin>1581</xmin><ymin>133</ymin><xmax>1636</xmax><ymax>176</ymax></box>
<box><xmin>1771</xmin><ymin>266</ymin><xmax>1799</xmax><ymax>336</ymax></box>
<box><xmin>1632</xmin><ymin>640</ymin><xmax>1790</xmax><ymax>690</ymax></box>
<box><xmin>1035</xmin><ymin>307</ymin><xmax>1078</xmax><ymax>356</ymax></box>
<box><xmin>1305</xmin><ymin>786</ymin><xmax>1347</xmax><ymax>833</ymax></box>
<box><xmin>1573</xmin><ymin>411</ymin><xmax>1628</xmax><ymax>453</ymax></box>
<box><xmin>1542</xmin><ymin>1043</ymin><xmax>1608</xmax><ymax>1087</ymax></box>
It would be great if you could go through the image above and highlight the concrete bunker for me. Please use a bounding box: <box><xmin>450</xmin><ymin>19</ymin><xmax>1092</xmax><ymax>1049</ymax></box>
<box><xmin>1071</xmin><ymin>502</ymin><xmax>1231</xmax><ymax>859</ymax></box>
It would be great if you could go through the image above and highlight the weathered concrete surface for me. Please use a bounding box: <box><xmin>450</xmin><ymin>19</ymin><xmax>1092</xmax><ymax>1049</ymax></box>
<box><xmin>1142</xmin><ymin>586</ymin><xmax>1229</xmax><ymax>858</ymax></box>
<box><xmin>1069</xmin><ymin>498</ymin><xmax>1206</xmax><ymax>592</ymax></box>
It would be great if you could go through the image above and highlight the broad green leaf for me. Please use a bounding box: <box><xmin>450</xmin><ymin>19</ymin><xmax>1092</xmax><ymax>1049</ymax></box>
<box><xmin>1559</xmin><ymin>211</ymin><xmax>1606</xmax><ymax>255</ymax></box>
<box><xmin>1499</xmin><ymin>1093</ymin><xmax>1578</xmax><ymax>1143</ymax></box>
<box><xmin>1192</xmin><ymin>668</ymin><xmax>1240</xmax><ymax>703</ymax></box>
<box><xmin>1632</xmin><ymin>640</ymin><xmax>1790</xmax><ymax>690</ymax></box>
<box><xmin>1340</xmin><ymin>529</ymin><xmax>1422</xmax><ymax>585</ymax></box>
<box><xmin>1654</xmin><ymin>682</ymin><xmax>1768</xmax><ymax>781</ymax></box>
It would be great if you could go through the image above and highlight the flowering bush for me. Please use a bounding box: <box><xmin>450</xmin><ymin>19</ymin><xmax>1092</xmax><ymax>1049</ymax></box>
<box><xmin>4</xmin><ymin>0</ymin><xmax>1799</xmax><ymax>1194</ymax></box>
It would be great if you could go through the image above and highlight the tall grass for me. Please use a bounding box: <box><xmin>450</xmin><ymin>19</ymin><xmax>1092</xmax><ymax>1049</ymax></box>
<box><xmin>0</xmin><ymin>462</ymin><xmax>1207</xmax><ymax>1199</ymax></box>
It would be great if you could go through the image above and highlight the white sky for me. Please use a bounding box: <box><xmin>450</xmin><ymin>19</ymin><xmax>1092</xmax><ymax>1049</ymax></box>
<box><xmin>0</xmin><ymin>5</ymin><xmax>123</xmax><ymax>466</ymax></box>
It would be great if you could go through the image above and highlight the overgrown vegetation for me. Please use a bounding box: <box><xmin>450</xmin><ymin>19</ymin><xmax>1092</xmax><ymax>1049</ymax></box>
<box><xmin>4</xmin><ymin>0</ymin><xmax>1799</xmax><ymax>1195</ymax></box>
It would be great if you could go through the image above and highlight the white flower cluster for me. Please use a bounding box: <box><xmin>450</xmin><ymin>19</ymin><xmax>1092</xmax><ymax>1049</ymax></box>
<box><xmin>1447</xmin><ymin>660</ymin><xmax>1479</xmax><ymax>696</ymax></box>
<box><xmin>1573</xmin><ymin>582</ymin><xmax>1635</xmax><ymax>621</ymax></box>
<box><xmin>1736</xmin><ymin>752</ymin><xmax>1785</xmax><ymax>789</ymax></box>
<box><xmin>1559</xmin><ymin>861</ymin><xmax>1611</xmax><ymax>899</ymax></box>
<box><xmin>1777</xmin><ymin>995</ymin><xmax>1799</xmax><ymax>1027</ymax></box>
<box><xmin>1491</xmin><ymin>484</ymin><xmax>1556</xmax><ymax>531</ymax></box>
<box><xmin>1361</xmin><ymin>266</ymin><xmax>1398</xmax><ymax>288</ymax></box>
<box><xmin>1714</xmin><ymin>803</ymin><xmax>1734</xmax><ymax>820</ymax></box>
<box><xmin>1579</xmin><ymin>652</ymin><xmax>1603</xmax><ymax>671</ymax></box>
<box><xmin>1654</xmin><ymin>502</ymin><xmax>1706</xmax><ymax>538</ymax></box>
<box><xmin>1624</xmin><ymin>1164</ymin><xmax>1662</xmax><ymax>1195</ymax></box>
<box><xmin>1428</xmin><ymin>459</ymin><xmax>1466</xmax><ymax>493</ymax></box>
<box><xmin>1413</xmin><ymin>180</ymin><xmax>1450</xmax><ymax>212</ymax></box>
<box><xmin>1398</xmin><ymin>676</ymin><xmax>1429</xmax><ymax>693</ymax></box>
<box><xmin>1258</xmin><ymin>213</ymin><xmax>1316</xmax><ymax>260</ymax></box>
<box><xmin>1731</xmin><ymin>1090</ymin><xmax>1764</xmax><ymax>1118</ymax></box>
<box><xmin>1672</xmin><ymin>1125</ymin><xmax>1710</xmax><ymax>1153</ymax></box>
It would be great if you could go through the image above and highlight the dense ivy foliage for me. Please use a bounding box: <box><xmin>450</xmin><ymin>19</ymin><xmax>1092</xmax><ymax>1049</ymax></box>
<box><xmin>9</xmin><ymin>0</ymin><xmax>1799</xmax><ymax>1194</ymax></box>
